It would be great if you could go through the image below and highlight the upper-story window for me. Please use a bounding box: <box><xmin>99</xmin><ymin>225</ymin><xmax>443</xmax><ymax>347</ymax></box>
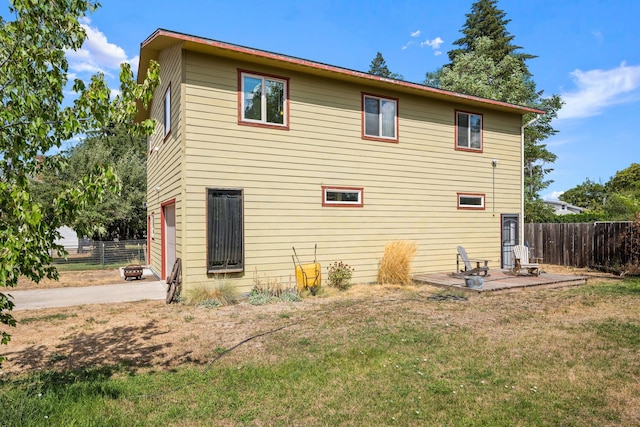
<box><xmin>163</xmin><ymin>84</ymin><xmax>171</xmax><ymax>138</ymax></box>
<box><xmin>240</xmin><ymin>71</ymin><xmax>289</xmax><ymax>129</ymax></box>
<box><xmin>363</xmin><ymin>93</ymin><xmax>398</xmax><ymax>142</ymax></box>
<box><xmin>456</xmin><ymin>111</ymin><xmax>482</xmax><ymax>151</ymax></box>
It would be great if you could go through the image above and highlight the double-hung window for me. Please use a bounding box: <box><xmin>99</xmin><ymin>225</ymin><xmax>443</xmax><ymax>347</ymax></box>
<box><xmin>207</xmin><ymin>189</ymin><xmax>244</xmax><ymax>273</ymax></box>
<box><xmin>363</xmin><ymin>93</ymin><xmax>398</xmax><ymax>142</ymax></box>
<box><xmin>240</xmin><ymin>71</ymin><xmax>288</xmax><ymax>128</ymax></box>
<box><xmin>456</xmin><ymin>111</ymin><xmax>483</xmax><ymax>151</ymax></box>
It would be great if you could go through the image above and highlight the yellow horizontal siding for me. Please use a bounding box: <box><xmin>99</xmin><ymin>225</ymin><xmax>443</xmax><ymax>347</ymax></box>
<box><xmin>146</xmin><ymin>42</ymin><xmax>184</xmax><ymax>277</ymax></box>
<box><xmin>167</xmin><ymin>50</ymin><xmax>523</xmax><ymax>293</ymax></box>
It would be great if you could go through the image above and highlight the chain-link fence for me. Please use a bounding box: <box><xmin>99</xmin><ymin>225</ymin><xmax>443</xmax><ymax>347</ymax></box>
<box><xmin>51</xmin><ymin>239</ymin><xmax>147</xmax><ymax>269</ymax></box>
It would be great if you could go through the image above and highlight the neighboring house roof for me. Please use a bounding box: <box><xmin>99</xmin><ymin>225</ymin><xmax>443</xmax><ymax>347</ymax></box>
<box><xmin>545</xmin><ymin>200</ymin><xmax>585</xmax><ymax>215</ymax></box>
<box><xmin>136</xmin><ymin>28</ymin><xmax>545</xmax><ymax>122</ymax></box>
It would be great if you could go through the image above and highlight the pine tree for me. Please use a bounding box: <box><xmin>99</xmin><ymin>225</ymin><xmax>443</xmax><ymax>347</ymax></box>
<box><xmin>449</xmin><ymin>0</ymin><xmax>536</xmax><ymax>69</ymax></box>
<box><xmin>368</xmin><ymin>52</ymin><xmax>403</xmax><ymax>80</ymax></box>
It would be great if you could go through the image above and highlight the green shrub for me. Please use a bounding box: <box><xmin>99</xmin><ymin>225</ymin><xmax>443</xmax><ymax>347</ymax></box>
<box><xmin>327</xmin><ymin>261</ymin><xmax>355</xmax><ymax>290</ymax></box>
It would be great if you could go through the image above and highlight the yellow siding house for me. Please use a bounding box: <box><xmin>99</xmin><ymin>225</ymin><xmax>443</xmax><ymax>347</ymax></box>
<box><xmin>137</xmin><ymin>29</ymin><xmax>544</xmax><ymax>293</ymax></box>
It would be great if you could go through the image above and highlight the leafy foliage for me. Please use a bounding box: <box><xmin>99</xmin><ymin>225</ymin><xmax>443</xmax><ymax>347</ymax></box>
<box><xmin>30</xmin><ymin>126</ymin><xmax>148</xmax><ymax>239</ymax></box>
<box><xmin>439</xmin><ymin>37</ymin><xmax>533</xmax><ymax>104</ymax></box>
<box><xmin>327</xmin><ymin>261</ymin><xmax>355</xmax><ymax>290</ymax></box>
<box><xmin>0</xmin><ymin>0</ymin><xmax>159</xmax><ymax>362</ymax></box>
<box><xmin>560</xmin><ymin>179</ymin><xmax>607</xmax><ymax>211</ymax></box>
<box><xmin>607</xmin><ymin>163</ymin><xmax>640</xmax><ymax>193</ymax></box>
<box><xmin>559</xmin><ymin>164</ymin><xmax>640</xmax><ymax>221</ymax></box>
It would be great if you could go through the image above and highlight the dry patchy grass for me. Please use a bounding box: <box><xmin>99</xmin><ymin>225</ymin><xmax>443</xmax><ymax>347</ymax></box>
<box><xmin>3</xmin><ymin>266</ymin><xmax>640</xmax><ymax>425</ymax></box>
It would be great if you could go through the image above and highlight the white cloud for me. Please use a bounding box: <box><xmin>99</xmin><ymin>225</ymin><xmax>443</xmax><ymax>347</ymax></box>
<box><xmin>65</xmin><ymin>17</ymin><xmax>133</xmax><ymax>76</ymax></box>
<box><xmin>411</xmin><ymin>30</ymin><xmax>421</xmax><ymax>38</ymax></box>
<box><xmin>420</xmin><ymin>36</ymin><xmax>444</xmax><ymax>49</ymax></box>
<box><xmin>401</xmin><ymin>40</ymin><xmax>414</xmax><ymax>50</ymax></box>
<box><xmin>559</xmin><ymin>62</ymin><xmax>640</xmax><ymax>120</ymax></box>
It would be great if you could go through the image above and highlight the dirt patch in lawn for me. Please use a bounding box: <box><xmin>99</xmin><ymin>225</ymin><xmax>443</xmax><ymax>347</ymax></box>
<box><xmin>1</xmin><ymin>265</ymin><xmax>623</xmax><ymax>377</ymax></box>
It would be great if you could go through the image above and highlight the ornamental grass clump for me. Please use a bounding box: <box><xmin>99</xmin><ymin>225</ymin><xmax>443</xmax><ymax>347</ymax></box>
<box><xmin>327</xmin><ymin>261</ymin><xmax>355</xmax><ymax>290</ymax></box>
<box><xmin>377</xmin><ymin>241</ymin><xmax>417</xmax><ymax>286</ymax></box>
<box><xmin>183</xmin><ymin>278</ymin><xmax>239</xmax><ymax>307</ymax></box>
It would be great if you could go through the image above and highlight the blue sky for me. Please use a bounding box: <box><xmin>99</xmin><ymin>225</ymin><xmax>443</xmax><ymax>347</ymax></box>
<box><xmin>5</xmin><ymin>0</ymin><xmax>640</xmax><ymax>200</ymax></box>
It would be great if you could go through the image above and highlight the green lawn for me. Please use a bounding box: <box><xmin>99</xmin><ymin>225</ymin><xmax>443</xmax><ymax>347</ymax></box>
<box><xmin>2</xmin><ymin>278</ymin><xmax>639</xmax><ymax>426</ymax></box>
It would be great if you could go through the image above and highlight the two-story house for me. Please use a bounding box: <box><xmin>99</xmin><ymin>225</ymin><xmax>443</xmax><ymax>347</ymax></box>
<box><xmin>136</xmin><ymin>29</ymin><xmax>544</xmax><ymax>293</ymax></box>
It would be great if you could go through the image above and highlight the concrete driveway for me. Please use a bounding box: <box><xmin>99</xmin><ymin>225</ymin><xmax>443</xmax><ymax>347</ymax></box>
<box><xmin>7</xmin><ymin>280</ymin><xmax>167</xmax><ymax>311</ymax></box>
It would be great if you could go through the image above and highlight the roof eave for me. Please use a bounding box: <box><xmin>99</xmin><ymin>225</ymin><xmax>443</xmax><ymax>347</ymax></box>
<box><xmin>135</xmin><ymin>29</ymin><xmax>545</xmax><ymax>122</ymax></box>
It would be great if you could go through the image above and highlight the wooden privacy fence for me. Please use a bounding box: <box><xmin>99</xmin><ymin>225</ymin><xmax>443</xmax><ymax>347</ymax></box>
<box><xmin>524</xmin><ymin>222</ymin><xmax>634</xmax><ymax>268</ymax></box>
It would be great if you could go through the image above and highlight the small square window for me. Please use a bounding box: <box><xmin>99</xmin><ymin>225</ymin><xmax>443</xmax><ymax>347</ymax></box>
<box><xmin>458</xmin><ymin>193</ymin><xmax>485</xmax><ymax>210</ymax></box>
<box><xmin>322</xmin><ymin>186</ymin><xmax>364</xmax><ymax>207</ymax></box>
<box><xmin>363</xmin><ymin>93</ymin><xmax>398</xmax><ymax>142</ymax></box>
<box><xmin>456</xmin><ymin>111</ymin><xmax>482</xmax><ymax>151</ymax></box>
<box><xmin>239</xmin><ymin>71</ymin><xmax>289</xmax><ymax>129</ymax></box>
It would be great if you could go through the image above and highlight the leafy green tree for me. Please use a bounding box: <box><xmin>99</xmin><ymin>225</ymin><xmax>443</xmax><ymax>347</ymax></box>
<box><xmin>559</xmin><ymin>179</ymin><xmax>607</xmax><ymax>212</ymax></box>
<box><xmin>31</xmin><ymin>126</ymin><xmax>148</xmax><ymax>240</ymax></box>
<box><xmin>603</xmin><ymin>193</ymin><xmax>639</xmax><ymax>221</ymax></box>
<box><xmin>438</xmin><ymin>37</ymin><xmax>534</xmax><ymax>104</ymax></box>
<box><xmin>368</xmin><ymin>52</ymin><xmax>403</xmax><ymax>79</ymax></box>
<box><xmin>0</xmin><ymin>0</ymin><xmax>159</xmax><ymax>362</ymax></box>
<box><xmin>607</xmin><ymin>163</ymin><xmax>640</xmax><ymax>193</ymax></box>
<box><xmin>604</xmin><ymin>163</ymin><xmax>640</xmax><ymax>220</ymax></box>
<box><xmin>425</xmin><ymin>0</ymin><xmax>562</xmax><ymax>223</ymax></box>
<box><xmin>559</xmin><ymin>164</ymin><xmax>640</xmax><ymax>221</ymax></box>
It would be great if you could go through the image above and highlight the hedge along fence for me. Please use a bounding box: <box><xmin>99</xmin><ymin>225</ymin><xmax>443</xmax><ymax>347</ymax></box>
<box><xmin>524</xmin><ymin>222</ymin><xmax>635</xmax><ymax>268</ymax></box>
<box><xmin>51</xmin><ymin>239</ymin><xmax>148</xmax><ymax>269</ymax></box>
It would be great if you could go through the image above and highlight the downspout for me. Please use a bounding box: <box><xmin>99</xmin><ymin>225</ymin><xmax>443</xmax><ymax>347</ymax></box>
<box><xmin>521</xmin><ymin>114</ymin><xmax>542</xmax><ymax>244</ymax></box>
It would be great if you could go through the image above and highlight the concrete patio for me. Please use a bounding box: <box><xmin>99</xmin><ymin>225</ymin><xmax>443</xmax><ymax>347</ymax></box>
<box><xmin>413</xmin><ymin>269</ymin><xmax>587</xmax><ymax>293</ymax></box>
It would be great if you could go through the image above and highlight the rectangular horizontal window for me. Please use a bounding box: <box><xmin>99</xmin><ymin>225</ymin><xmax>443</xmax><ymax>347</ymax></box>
<box><xmin>457</xmin><ymin>193</ymin><xmax>485</xmax><ymax>210</ymax></box>
<box><xmin>322</xmin><ymin>186</ymin><xmax>364</xmax><ymax>207</ymax></box>
<box><xmin>207</xmin><ymin>188</ymin><xmax>244</xmax><ymax>272</ymax></box>
<box><xmin>363</xmin><ymin>93</ymin><xmax>398</xmax><ymax>142</ymax></box>
<box><xmin>456</xmin><ymin>111</ymin><xmax>483</xmax><ymax>151</ymax></box>
<box><xmin>239</xmin><ymin>70</ymin><xmax>289</xmax><ymax>129</ymax></box>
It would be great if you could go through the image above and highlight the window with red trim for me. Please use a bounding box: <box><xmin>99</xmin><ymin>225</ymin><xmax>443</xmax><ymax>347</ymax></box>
<box><xmin>363</xmin><ymin>93</ymin><xmax>398</xmax><ymax>142</ymax></box>
<box><xmin>322</xmin><ymin>186</ymin><xmax>364</xmax><ymax>207</ymax></box>
<box><xmin>457</xmin><ymin>193</ymin><xmax>485</xmax><ymax>210</ymax></box>
<box><xmin>239</xmin><ymin>71</ymin><xmax>288</xmax><ymax>128</ymax></box>
<box><xmin>456</xmin><ymin>111</ymin><xmax>483</xmax><ymax>151</ymax></box>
